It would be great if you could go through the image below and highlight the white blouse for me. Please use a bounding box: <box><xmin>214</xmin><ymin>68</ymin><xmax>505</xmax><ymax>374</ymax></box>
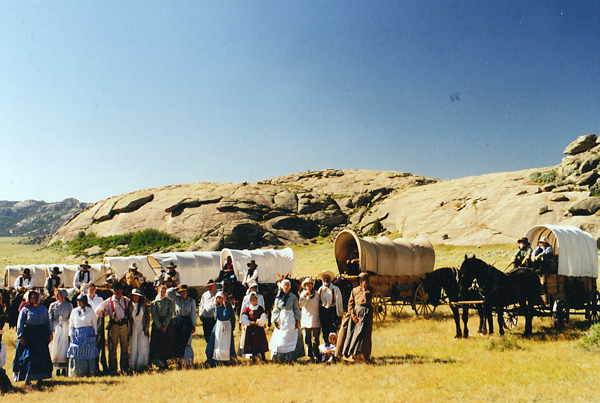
<box><xmin>69</xmin><ymin>307</ymin><xmax>98</xmax><ymax>336</ymax></box>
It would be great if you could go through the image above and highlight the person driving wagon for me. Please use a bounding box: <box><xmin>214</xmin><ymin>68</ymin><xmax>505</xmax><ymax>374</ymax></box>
<box><xmin>531</xmin><ymin>236</ymin><xmax>554</xmax><ymax>275</ymax></box>
<box><xmin>511</xmin><ymin>237</ymin><xmax>532</xmax><ymax>269</ymax></box>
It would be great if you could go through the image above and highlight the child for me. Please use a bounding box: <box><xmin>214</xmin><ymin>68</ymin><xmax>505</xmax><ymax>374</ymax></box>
<box><xmin>205</xmin><ymin>291</ymin><xmax>236</xmax><ymax>366</ymax></box>
<box><xmin>0</xmin><ymin>330</ymin><xmax>13</xmax><ymax>393</ymax></box>
<box><xmin>318</xmin><ymin>332</ymin><xmax>338</xmax><ymax>363</ymax></box>
<box><xmin>239</xmin><ymin>292</ymin><xmax>269</xmax><ymax>361</ymax></box>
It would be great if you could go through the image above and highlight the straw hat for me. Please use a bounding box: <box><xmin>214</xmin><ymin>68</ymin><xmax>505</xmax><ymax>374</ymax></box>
<box><xmin>128</xmin><ymin>262</ymin><xmax>138</xmax><ymax>270</ymax></box>
<box><xmin>176</xmin><ymin>284</ymin><xmax>188</xmax><ymax>293</ymax></box>
<box><xmin>316</xmin><ymin>270</ymin><xmax>336</xmax><ymax>280</ymax></box>
<box><xmin>517</xmin><ymin>237</ymin><xmax>529</xmax><ymax>244</ymax></box>
<box><xmin>539</xmin><ymin>237</ymin><xmax>549</xmax><ymax>244</ymax></box>
<box><xmin>301</xmin><ymin>277</ymin><xmax>314</xmax><ymax>288</ymax></box>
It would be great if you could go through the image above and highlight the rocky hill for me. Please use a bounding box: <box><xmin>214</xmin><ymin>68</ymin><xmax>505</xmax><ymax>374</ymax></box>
<box><xmin>49</xmin><ymin>133</ymin><xmax>600</xmax><ymax>249</ymax></box>
<box><xmin>0</xmin><ymin>198</ymin><xmax>89</xmax><ymax>238</ymax></box>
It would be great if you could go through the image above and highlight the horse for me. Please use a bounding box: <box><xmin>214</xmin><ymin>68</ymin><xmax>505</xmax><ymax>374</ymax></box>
<box><xmin>459</xmin><ymin>255</ymin><xmax>541</xmax><ymax>337</ymax></box>
<box><xmin>423</xmin><ymin>267</ymin><xmax>487</xmax><ymax>338</ymax></box>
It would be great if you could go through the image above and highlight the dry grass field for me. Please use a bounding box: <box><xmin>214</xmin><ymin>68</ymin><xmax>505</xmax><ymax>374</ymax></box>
<box><xmin>1</xmin><ymin>238</ymin><xmax>600</xmax><ymax>402</ymax></box>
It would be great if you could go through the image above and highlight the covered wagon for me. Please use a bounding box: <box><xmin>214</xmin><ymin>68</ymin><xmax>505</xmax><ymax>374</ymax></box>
<box><xmin>334</xmin><ymin>229</ymin><xmax>436</xmax><ymax>320</ymax></box>
<box><xmin>522</xmin><ymin>225</ymin><xmax>599</xmax><ymax>329</ymax></box>
<box><xmin>219</xmin><ymin>247</ymin><xmax>294</xmax><ymax>284</ymax></box>
<box><xmin>4</xmin><ymin>263</ymin><xmax>104</xmax><ymax>290</ymax></box>
<box><xmin>146</xmin><ymin>251</ymin><xmax>222</xmax><ymax>287</ymax></box>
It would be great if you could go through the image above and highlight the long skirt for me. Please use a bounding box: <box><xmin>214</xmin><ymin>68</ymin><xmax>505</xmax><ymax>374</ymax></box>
<box><xmin>206</xmin><ymin>320</ymin><xmax>236</xmax><ymax>365</ymax></box>
<box><xmin>270</xmin><ymin>310</ymin><xmax>305</xmax><ymax>361</ymax></box>
<box><xmin>67</xmin><ymin>326</ymin><xmax>99</xmax><ymax>377</ymax></box>
<box><xmin>241</xmin><ymin>325</ymin><xmax>269</xmax><ymax>356</ymax></box>
<box><xmin>130</xmin><ymin>323</ymin><xmax>150</xmax><ymax>371</ymax></box>
<box><xmin>173</xmin><ymin>316</ymin><xmax>193</xmax><ymax>359</ymax></box>
<box><xmin>13</xmin><ymin>324</ymin><xmax>53</xmax><ymax>382</ymax></box>
<box><xmin>49</xmin><ymin>320</ymin><xmax>70</xmax><ymax>369</ymax></box>
<box><xmin>149</xmin><ymin>321</ymin><xmax>176</xmax><ymax>366</ymax></box>
<box><xmin>341</xmin><ymin>305</ymin><xmax>373</xmax><ymax>359</ymax></box>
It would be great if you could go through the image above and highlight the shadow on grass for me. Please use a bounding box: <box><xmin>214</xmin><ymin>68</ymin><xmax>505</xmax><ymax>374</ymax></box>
<box><xmin>5</xmin><ymin>378</ymin><xmax>122</xmax><ymax>395</ymax></box>
<box><xmin>372</xmin><ymin>354</ymin><xmax>457</xmax><ymax>366</ymax></box>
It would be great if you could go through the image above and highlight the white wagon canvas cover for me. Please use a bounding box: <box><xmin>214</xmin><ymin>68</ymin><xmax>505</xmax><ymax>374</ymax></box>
<box><xmin>220</xmin><ymin>248</ymin><xmax>294</xmax><ymax>284</ymax></box>
<box><xmin>334</xmin><ymin>229</ymin><xmax>435</xmax><ymax>276</ymax></box>
<box><xmin>147</xmin><ymin>251</ymin><xmax>221</xmax><ymax>287</ymax></box>
<box><xmin>525</xmin><ymin>225</ymin><xmax>598</xmax><ymax>278</ymax></box>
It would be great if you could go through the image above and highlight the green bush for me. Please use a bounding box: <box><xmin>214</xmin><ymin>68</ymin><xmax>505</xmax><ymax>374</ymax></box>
<box><xmin>530</xmin><ymin>170</ymin><xmax>557</xmax><ymax>184</ymax></box>
<box><xmin>67</xmin><ymin>229</ymin><xmax>180</xmax><ymax>256</ymax></box>
<box><xmin>367</xmin><ymin>219</ymin><xmax>384</xmax><ymax>236</ymax></box>
<box><xmin>581</xmin><ymin>323</ymin><xmax>600</xmax><ymax>352</ymax></box>
<box><xmin>590</xmin><ymin>183</ymin><xmax>600</xmax><ymax>197</ymax></box>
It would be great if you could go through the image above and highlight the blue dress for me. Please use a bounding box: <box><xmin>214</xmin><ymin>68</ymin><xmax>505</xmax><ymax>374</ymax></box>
<box><xmin>13</xmin><ymin>305</ymin><xmax>53</xmax><ymax>382</ymax></box>
<box><xmin>205</xmin><ymin>305</ymin><xmax>236</xmax><ymax>366</ymax></box>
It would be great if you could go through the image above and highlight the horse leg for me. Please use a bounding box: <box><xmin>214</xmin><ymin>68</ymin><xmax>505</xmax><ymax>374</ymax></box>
<box><xmin>462</xmin><ymin>306</ymin><xmax>469</xmax><ymax>338</ymax></box>
<box><xmin>497</xmin><ymin>306</ymin><xmax>505</xmax><ymax>336</ymax></box>
<box><xmin>523</xmin><ymin>300</ymin><xmax>533</xmax><ymax>338</ymax></box>
<box><xmin>451</xmin><ymin>305</ymin><xmax>462</xmax><ymax>338</ymax></box>
<box><xmin>478</xmin><ymin>306</ymin><xmax>487</xmax><ymax>335</ymax></box>
<box><xmin>486</xmin><ymin>304</ymin><xmax>494</xmax><ymax>335</ymax></box>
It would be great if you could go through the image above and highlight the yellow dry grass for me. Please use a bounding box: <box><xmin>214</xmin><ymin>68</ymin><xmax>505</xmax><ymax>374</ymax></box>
<box><xmin>1</xmin><ymin>239</ymin><xmax>600</xmax><ymax>402</ymax></box>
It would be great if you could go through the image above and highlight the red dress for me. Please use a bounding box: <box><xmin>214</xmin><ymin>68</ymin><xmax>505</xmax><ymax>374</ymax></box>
<box><xmin>241</xmin><ymin>306</ymin><xmax>269</xmax><ymax>355</ymax></box>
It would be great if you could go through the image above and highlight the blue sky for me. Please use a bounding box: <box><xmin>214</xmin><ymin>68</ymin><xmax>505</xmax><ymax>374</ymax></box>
<box><xmin>1</xmin><ymin>1</ymin><xmax>599</xmax><ymax>203</ymax></box>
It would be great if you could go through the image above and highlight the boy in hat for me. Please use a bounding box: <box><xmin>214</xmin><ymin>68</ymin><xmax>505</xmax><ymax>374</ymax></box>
<box><xmin>45</xmin><ymin>266</ymin><xmax>64</xmax><ymax>298</ymax></box>
<box><xmin>511</xmin><ymin>237</ymin><xmax>532</xmax><ymax>269</ymax></box>
<box><xmin>74</xmin><ymin>261</ymin><xmax>93</xmax><ymax>291</ymax></box>
<box><xmin>14</xmin><ymin>268</ymin><xmax>34</xmax><ymax>291</ymax></box>
<box><xmin>242</xmin><ymin>260</ymin><xmax>259</xmax><ymax>287</ymax></box>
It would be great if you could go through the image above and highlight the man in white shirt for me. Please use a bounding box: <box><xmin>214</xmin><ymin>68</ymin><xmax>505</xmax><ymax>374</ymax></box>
<box><xmin>242</xmin><ymin>260</ymin><xmax>259</xmax><ymax>287</ymax></box>
<box><xmin>95</xmin><ymin>282</ymin><xmax>130</xmax><ymax>374</ymax></box>
<box><xmin>317</xmin><ymin>270</ymin><xmax>343</xmax><ymax>346</ymax></box>
<box><xmin>85</xmin><ymin>283</ymin><xmax>107</xmax><ymax>373</ymax></box>
<box><xmin>14</xmin><ymin>268</ymin><xmax>34</xmax><ymax>291</ymax></box>
<box><xmin>74</xmin><ymin>261</ymin><xmax>93</xmax><ymax>291</ymax></box>
<box><xmin>199</xmin><ymin>279</ymin><xmax>217</xmax><ymax>341</ymax></box>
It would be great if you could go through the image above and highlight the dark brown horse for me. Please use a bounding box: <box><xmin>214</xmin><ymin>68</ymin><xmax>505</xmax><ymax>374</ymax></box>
<box><xmin>423</xmin><ymin>267</ymin><xmax>487</xmax><ymax>338</ymax></box>
<box><xmin>459</xmin><ymin>256</ymin><xmax>541</xmax><ymax>337</ymax></box>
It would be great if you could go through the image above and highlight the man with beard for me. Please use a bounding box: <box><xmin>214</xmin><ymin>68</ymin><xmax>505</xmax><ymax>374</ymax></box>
<box><xmin>316</xmin><ymin>270</ymin><xmax>343</xmax><ymax>347</ymax></box>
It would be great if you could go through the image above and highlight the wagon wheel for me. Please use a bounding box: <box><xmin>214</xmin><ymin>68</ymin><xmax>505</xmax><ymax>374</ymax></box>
<box><xmin>586</xmin><ymin>290</ymin><xmax>600</xmax><ymax>323</ymax></box>
<box><xmin>413</xmin><ymin>284</ymin><xmax>435</xmax><ymax>316</ymax></box>
<box><xmin>552</xmin><ymin>298</ymin><xmax>569</xmax><ymax>331</ymax></box>
<box><xmin>372</xmin><ymin>292</ymin><xmax>387</xmax><ymax>322</ymax></box>
<box><xmin>503</xmin><ymin>307</ymin><xmax>518</xmax><ymax>330</ymax></box>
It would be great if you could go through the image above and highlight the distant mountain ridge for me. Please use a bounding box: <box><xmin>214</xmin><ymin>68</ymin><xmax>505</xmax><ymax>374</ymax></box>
<box><xmin>0</xmin><ymin>198</ymin><xmax>89</xmax><ymax>237</ymax></box>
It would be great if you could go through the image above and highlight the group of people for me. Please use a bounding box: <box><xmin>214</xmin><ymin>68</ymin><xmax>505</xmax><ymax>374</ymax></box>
<box><xmin>4</xmin><ymin>259</ymin><xmax>375</xmax><ymax>388</ymax></box>
<box><xmin>511</xmin><ymin>236</ymin><xmax>555</xmax><ymax>274</ymax></box>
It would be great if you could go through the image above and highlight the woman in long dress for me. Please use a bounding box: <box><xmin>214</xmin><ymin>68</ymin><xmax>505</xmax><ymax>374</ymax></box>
<box><xmin>205</xmin><ymin>291</ymin><xmax>236</xmax><ymax>366</ymax></box>
<box><xmin>67</xmin><ymin>294</ymin><xmax>99</xmax><ymax>377</ymax></box>
<box><xmin>13</xmin><ymin>290</ymin><xmax>53</xmax><ymax>385</ymax></box>
<box><xmin>269</xmin><ymin>279</ymin><xmax>305</xmax><ymax>362</ymax></box>
<box><xmin>149</xmin><ymin>285</ymin><xmax>175</xmax><ymax>367</ymax></box>
<box><xmin>239</xmin><ymin>292</ymin><xmax>269</xmax><ymax>360</ymax></box>
<box><xmin>336</xmin><ymin>272</ymin><xmax>374</xmax><ymax>363</ymax></box>
<box><xmin>48</xmin><ymin>288</ymin><xmax>72</xmax><ymax>376</ymax></box>
<box><xmin>127</xmin><ymin>289</ymin><xmax>150</xmax><ymax>371</ymax></box>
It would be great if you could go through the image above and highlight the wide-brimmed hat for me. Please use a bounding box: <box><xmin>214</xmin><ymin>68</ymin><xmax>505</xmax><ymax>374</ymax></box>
<box><xmin>166</xmin><ymin>262</ymin><xmax>177</xmax><ymax>269</ymax></box>
<box><xmin>358</xmin><ymin>272</ymin><xmax>369</xmax><ymax>281</ymax></box>
<box><xmin>301</xmin><ymin>277</ymin><xmax>314</xmax><ymax>288</ymax></box>
<box><xmin>247</xmin><ymin>260</ymin><xmax>258</xmax><ymax>268</ymax></box>
<box><xmin>517</xmin><ymin>237</ymin><xmax>529</xmax><ymax>244</ymax></box>
<box><xmin>539</xmin><ymin>237</ymin><xmax>549</xmax><ymax>244</ymax></box>
<box><xmin>51</xmin><ymin>266</ymin><xmax>62</xmax><ymax>275</ymax></box>
<box><xmin>130</xmin><ymin>289</ymin><xmax>143</xmax><ymax>297</ymax></box>
<box><xmin>177</xmin><ymin>284</ymin><xmax>188</xmax><ymax>293</ymax></box>
<box><xmin>215</xmin><ymin>291</ymin><xmax>225</xmax><ymax>299</ymax></box>
<box><xmin>206</xmin><ymin>278</ymin><xmax>217</xmax><ymax>286</ymax></box>
<box><xmin>80</xmin><ymin>261</ymin><xmax>91</xmax><ymax>269</ymax></box>
<box><xmin>21</xmin><ymin>268</ymin><xmax>31</xmax><ymax>275</ymax></box>
<box><xmin>128</xmin><ymin>262</ymin><xmax>138</xmax><ymax>270</ymax></box>
<box><xmin>317</xmin><ymin>270</ymin><xmax>336</xmax><ymax>281</ymax></box>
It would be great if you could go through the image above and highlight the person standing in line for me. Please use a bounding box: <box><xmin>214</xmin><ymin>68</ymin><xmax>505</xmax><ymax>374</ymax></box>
<box><xmin>299</xmin><ymin>277</ymin><xmax>321</xmax><ymax>362</ymax></box>
<box><xmin>127</xmin><ymin>289</ymin><xmax>150</xmax><ymax>372</ymax></box>
<box><xmin>149</xmin><ymin>285</ymin><xmax>175</xmax><ymax>367</ymax></box>
<box><xmin>48</xmin><ymin>288</ymin><xmax>72</xmax><ymax>376</ymax></box>
<box><xmin>67</xmin><ymin>294</ymin><xmax>99</xmax><ymax>377</ymax></box>
<box><xmin>269</xmin><ymin>279</ymin><xmax>304</xmax><ymax>362</ymax></box>
<box><xmin>240</xmin><ymin>282</ymin><xmax>265</xmax><ymax>313</ymax></box>
<box><xmin>95</xmin><ymin>282</ymin><xmax>130</xmax><ymax>374</ymax></box>
<box><xmin>167</xmin><ymin>284</ymin><xmax>197</xmax><ymax>364</ymax></box>
<box><xmin>317</xmin><ymin>270</ymin><xmax>343</xmax><ymax>346</ymax></box>
<box><xmin>199</xmin><ymin>279</ymin><xmax>217</xmax><ymax>341</ymax></box>
<box><xmin>205</xmin><ymin>291</ymin><xmax>236</xmax><ymax>366</ymax></box>
<box><xmin>84</xmin><ymin>283</ymin><xmax>106</xmax><ymax>373</ymax></box>
<box><xmin>12</xmin><ymin>290</ymin><xmax>53</xmax><ymax>385</ymax></box>
<box><xmin>239</xmin><ymin>292</ymin><xmax>268</xmax><ymax>361</ymax></box>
